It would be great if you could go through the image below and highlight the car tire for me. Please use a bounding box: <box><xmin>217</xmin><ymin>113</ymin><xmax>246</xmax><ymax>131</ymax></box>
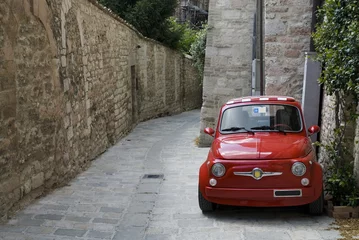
<box><xmin>309</xmin><ymin>191</ymin><xmax>323</xmax><ymax>215</ymax></box>
<box><xmin>198</xmin><ymin>187</ymin><xmax>217</xmax><ymax>212</ymax></box>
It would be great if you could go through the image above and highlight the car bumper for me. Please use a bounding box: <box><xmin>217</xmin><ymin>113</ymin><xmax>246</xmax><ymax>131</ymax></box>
<box><xmin>204</xmin><ymin>186</ymin><xmax>321</xmax><ymax>207</ymax></box>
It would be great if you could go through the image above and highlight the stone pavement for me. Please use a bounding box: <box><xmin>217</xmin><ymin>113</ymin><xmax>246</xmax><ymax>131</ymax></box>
<box><xmin>0</xmin><ymin>110</ymin><xmax>341</xmax><ymax>240</ymax></box>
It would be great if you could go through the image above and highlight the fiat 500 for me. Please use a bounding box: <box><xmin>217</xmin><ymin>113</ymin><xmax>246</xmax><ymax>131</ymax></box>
<box><xmin>198</xmin><ymin>96</ymin><xmax>323</xmax><ymax>214</ymax></box>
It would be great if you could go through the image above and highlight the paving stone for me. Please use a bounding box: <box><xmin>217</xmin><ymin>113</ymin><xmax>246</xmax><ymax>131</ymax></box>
<box><xmin>122</xmin><ymin>213</ymin><xmax>150</xmax><ymax>227</ymax></box>
<box><xmin>244</xmin><ymin>230</ymin><xmax>292</xmax><ymax>240</ymax></box>
<box><xmin>34</xmin><ymin>214</ymin><xmax>63</xmax><ymax>220</ymax></box>
<box><xmin>137</xmin><ymin>183</ymin><xmax>161</xmax><ymax>194</ymax></box>
<box><xmin>127</xmin><ymin>202</ymin><xmax>154</xmax><ymax>214</ymax></box>
<box><xmin>133</xmin><ymin>193</ymin><xmax>157</xmax><ymax>202</ymax></box>
<box><xmin>0</xmin><ymin>232</ymin><xmax>30</xmax><ymax>240</ymax></box>
<box><xmin>65</xmin><ymin>216</ymin><xmax>92</xmax><ymax>222</ymax></box>
<box><xmin>0</xmin><ymin>225</ymin><xmax>27</xmax><ymax>233</ymax></box>
<box><xmin>53</xmin><ymin>228</ymin><xmax>87</xmax><ymax>237</ymax></box>
<box><xmin>0</xmin><ymin>111</ymin><xmax>341</xmax><ymax>240</ymax></box>
<box><xmin>13</xmin><ymin>213</ymin><xmax>34</xmax><ymax>220</ymax></box>
<box><xmin>101</xmin><ymin>212</ymin><xmax>123</xmax><ymax>219</ymax></box>
<box><xmin>92</xmin><ymin>218</ymin><xmax>118</xmax><ymax>224</ymax></box>
<box><xmin>86</xmin><ymin>182</ymin><xmax>109</xmax><ymax>187</ymax></box>
<box><xmin>100</xmin><ymin>207</ymin><xmax>123</xmax><ymax>213</ymax></box>
<box><xmin>173</xmin><ymin>213</ymin><xmax>203</xmax><ymax>219</ymax></box>
<box><xmin>145</xmin><ymin>234</ymin><xmax>172</xmax><ymax>240</ymax></box>
<box><xmin>289</xmin><ymin>230</ymin><xmax>324</xmax><ymax>240</ymax></box>
<box><xmin>40</xmin><ymin>204</ymin><xmax>69</xmax><ymax>211</ymax></box>
<box><xmin>70</xmin><ymin>204</ymin><xmax>99</xmax><ymax>213</ymax></box>
<box><xmin>86</xmin><ymin>230</ymin><xmax>113</xmax><ymax>239</ymax></box>
<box><xmin>25</xmin><ymin>226</ymin><xmax>55</xmax><ymax>234</ymax></box>
<box><xmin>177</xmin><ymin>219</ymin><xmax>215</xmax><ymax>228</ymax></box>
<box><xmin>17</xmin><ymin>218</ymin><xmax>45</xmax><ymax>226</ymax></box>
<box><xmin>176</xmin><ymin>232</ymin><xmax>211</xmax><ymax>240</ymax></box>
<box><xmin>318</xmin><ymin>230</ymin><xmax>342</xmax><ymax>240</ymax></box>
<box><xmin>113</xmin><ymin>227</ymin><xmax>145</xmax><ymax>240</ymax></box>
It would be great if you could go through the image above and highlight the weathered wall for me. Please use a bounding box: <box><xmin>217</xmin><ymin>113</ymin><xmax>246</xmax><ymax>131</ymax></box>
<box><xmin>265</xmin><ymin>0</ymin><xmax>313</xmax><ymax>102</ymax></box>
<box><xmin>355</xmin><ymin>112</ymin><xmax>359</xmax><ymax>186</ymax></box>
<box><xmin>0</xmin><ymin>0</ymin><xmax>201</xmax><ymax>220</ymax></box>
<box><xmin>199</xmin><ymin>0</ymin><xmax>256</xmax><ymax>146</ymax></box>
<box><xmin>319</xmin><ymin>94</ymin><xmax>359</xmax><ymax>185</ymax></box>
<box><xmin>318</xmin><ymin>94</ymin><xmax>337</xmax><ymax>169</ymax></box>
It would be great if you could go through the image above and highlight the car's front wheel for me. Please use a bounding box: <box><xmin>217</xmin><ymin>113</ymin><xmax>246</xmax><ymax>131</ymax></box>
<box><xmin>309</xmin><ymin>191</ymin><xmax>323</xmax><ymax>215</ymax></box>
<box><xmin>198</xmin><ymin>187</ymin><xmax>217</xmax><ymax>212</ymax></box>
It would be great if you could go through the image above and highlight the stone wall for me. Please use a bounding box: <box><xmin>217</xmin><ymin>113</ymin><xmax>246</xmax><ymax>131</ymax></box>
<box><xmin>264</xmin><ymin>0</ymin><xmax>313</xmax><ymax>102</ymax></box>
<box><xmin>355</xmin><ymin>113</ymin><xmax>359</xmax><ymax>186</ymax></box>
<box><xmin>199</xmin><ymin>0</ymin><xmax>256</xmax><ymax>146</ymax></box>
<box><xmin>0</xmin><ymin>0</ymin><xmax>201</xmax><ymax>220</ymax></box>
<box><xmin>319</xmin><ymin>93</ymin><xmax>359</xmax><ymax>185</ymax></box>
<box><xmin>318</xmin><ymin>94</ymin><xmax>337</xmax><ymax>169</ymax></box>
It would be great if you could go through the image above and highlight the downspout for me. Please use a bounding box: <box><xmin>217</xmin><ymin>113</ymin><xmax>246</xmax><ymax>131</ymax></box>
<box><xmin>259</xmin><ymin>0</ymin><xmax>264</xmax><ymax>95</ymax></box>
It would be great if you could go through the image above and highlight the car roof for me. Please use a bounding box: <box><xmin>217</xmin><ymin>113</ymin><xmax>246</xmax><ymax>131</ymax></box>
<box><xmin>225</xmin><ymin>96</ymin><xmax>297</xmax><ymax>105</ymax></box>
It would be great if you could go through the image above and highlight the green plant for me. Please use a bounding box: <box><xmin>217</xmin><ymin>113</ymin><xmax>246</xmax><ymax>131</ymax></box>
<box><xmin>314</xmin><ymin>125</ymin><xmax>359</xmax><ymax>207</ymax></box>
<box><xmin>168</xmin><ymin>17</ymin><xmax>198</xmax><ymax>54</ymax></box>
<box><xmin>313</xmin><ymin>0</ymin><xmax>359</xmax><ymax>207</ymax></box>
<box><xmin>98</xmin><ymin>0</ymin><xmax>179</xmax><ymax>47</ymax></box>
<box><xmin>313</xmin><ymin>0</ymin><xmax>359</xmax><ymax>98</ymax></box>
<box><xmin>97</xmin><ymin>0</ymin><xmax>136</xmax><ymax>17</ymax></box>
<box><xmin>322</xmin><ymin>138</ymin><xmax>358</xmax><ymax>206</ymax></box>
<box><xmin>189</xmin><ymin>24</ymin><xmax>207</xmax><ymax>82</ymax></box>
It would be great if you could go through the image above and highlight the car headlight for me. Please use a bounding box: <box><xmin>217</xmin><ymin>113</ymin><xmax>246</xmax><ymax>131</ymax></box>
<box><xmin>292</xmin><ymin>162</ymin><xmax>306</xmax><ymax>176</ymax></box>
<box><xmin>211</xmin><ymin>163</ymin><xmax>226</xmax><ymax>177</ymax></box>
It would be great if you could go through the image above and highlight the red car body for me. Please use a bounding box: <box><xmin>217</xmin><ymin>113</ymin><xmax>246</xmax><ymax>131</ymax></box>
<box><xmin>198</xmin><ymin>96</ymin><xmax>323</xmax><ymax>213</ymax></box>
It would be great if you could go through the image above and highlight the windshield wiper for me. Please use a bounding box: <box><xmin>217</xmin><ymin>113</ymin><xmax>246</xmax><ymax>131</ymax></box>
<box><xmin>221</xmin><ymin>127</ymin><xmax>254</xmax><ymax>135</ymax></box>
<box><xmin>251</xmin><ymin>125</ymin><xmax>273</xmax><ymax>130</ymax></box>
<box><xmin>250</xmin><ymin>126</ymin><xmax>286</xmax><ymax>135</ymax></box>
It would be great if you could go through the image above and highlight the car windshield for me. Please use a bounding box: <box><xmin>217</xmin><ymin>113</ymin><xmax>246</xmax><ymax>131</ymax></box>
<box><xmin>220</xmin><ymin>104</ymin><xmax>302</xmax><ymax>133</ymax></box>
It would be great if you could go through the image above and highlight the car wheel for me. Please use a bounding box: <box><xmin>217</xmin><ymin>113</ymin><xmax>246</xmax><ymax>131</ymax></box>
<box><xmin>309</xmin><ymin>191</ymin><xmax>323</xmax><ymax>215</ymax></box>
<box><xmin>198</xmin><ymin>187</ymin><xmax>217</xmax><ymax>212</ymax></box>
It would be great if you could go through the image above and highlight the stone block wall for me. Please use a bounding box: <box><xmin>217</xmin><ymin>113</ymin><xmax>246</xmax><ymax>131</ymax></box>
<box><xmin>318</xmin><ymin>94</ymin><xmax>337</xmax><ymax>169</ymax></box>
<box><xmin>0</xmin><ymin>0</ymin><xmax>201</xmax><ymax>220</ymax></box>
<box><xmin>183</xmin><ymin>58</ymin><xmax>202</xmax><ymax>110</ymax></box>
<box><xmin>319</xmin><ymin>94</ymin><xmax>359</xmax><ymax>185</ymax></box>
<box><xmin>355</xmin><ymin>114</ymin><xmax>359</xmax><ymax>186</ymax></box>
<box><xmin>199</xmin><ymin>0</ymin><xmax>256</xmax><ymax>146</ymax></box>
<box><xmin>265</xmin><ymin>0</ymin><xmax>313</xmax><ymax>102</ymax></box>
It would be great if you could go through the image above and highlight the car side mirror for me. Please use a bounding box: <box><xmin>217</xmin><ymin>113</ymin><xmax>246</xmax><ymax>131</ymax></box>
<box><xmin>204</xmin><ymin>127</ymin><xmax>215</xmax><ymax>137</ymax></box>
<box><xmin>308</xmin><ymin>125</ymin><xmax>320</xmax><ymax>136</ymax></box>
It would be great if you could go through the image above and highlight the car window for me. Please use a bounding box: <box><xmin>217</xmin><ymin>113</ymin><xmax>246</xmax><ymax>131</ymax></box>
<box><xmin>220</xmin><ymin>104</ymin><xmax>302</xmax><ymax>133</ymax></box>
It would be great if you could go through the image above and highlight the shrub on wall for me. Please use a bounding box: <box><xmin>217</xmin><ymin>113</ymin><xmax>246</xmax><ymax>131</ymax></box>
<box><xmin>189</xmin><ymin>24</ymin><xmax>207</xmax><ymax>82</ymax></box>
<box><xmin>313</xmin><ymin>0</ymin><xmax>359</xmax><ymax>97</ymax></box>
<box><xmin>98</xmin><ymin>0</ymin><xmax>180</xmax><ymax>48</ymax></box>
<box><xmin>168</xmin><ymin>17</ymin><xmax>198</xmax><ymax>54</ymax></box>
<box><xmin>313</xmin><ymin>0</ymin><xmax>359</xmax><ymax>206</ymax></box>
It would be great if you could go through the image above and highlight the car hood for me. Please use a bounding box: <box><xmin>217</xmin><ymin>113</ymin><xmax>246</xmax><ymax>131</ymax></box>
<box><xmin>212</xmin><ymin>133</ymin><xmax>312</xmax><ymax>160</ymax></box>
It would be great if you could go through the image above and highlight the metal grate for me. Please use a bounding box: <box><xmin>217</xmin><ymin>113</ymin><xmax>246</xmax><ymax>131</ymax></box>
<box><xmin>143</xmin><ymin>174</ymin><xmax>164</xmax><ymax>179</ymax></box>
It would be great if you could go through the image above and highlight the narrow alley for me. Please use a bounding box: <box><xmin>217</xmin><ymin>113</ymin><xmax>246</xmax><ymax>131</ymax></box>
<box><xmin>0</xmin><ymin>110</ymin><xmax>340</xmax><ymax>240</ymax></box>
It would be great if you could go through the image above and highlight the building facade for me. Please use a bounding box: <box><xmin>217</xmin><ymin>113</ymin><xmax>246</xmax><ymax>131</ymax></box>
<box><xmin>199</xmin><ymin>0</ymin><xmax>315</xmax><ymax>146</ymax></box>
<box><xmin>176</xmin><ymin>0</ymin><xmax>209</xmax><ymax>27</ymax></box>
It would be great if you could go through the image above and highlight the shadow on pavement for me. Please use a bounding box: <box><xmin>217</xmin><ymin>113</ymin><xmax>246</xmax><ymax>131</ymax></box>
<box><xmin>204</xmin><ymin>204</ymin><xmax>324</xmax><ymax>220</ymax></box>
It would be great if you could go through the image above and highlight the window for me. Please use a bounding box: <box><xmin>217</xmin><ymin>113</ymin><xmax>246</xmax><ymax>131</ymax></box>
<box><xmin>220</xmin><ymin>104</ymin><xmax>302</xmax><ymax>133</ymax></box>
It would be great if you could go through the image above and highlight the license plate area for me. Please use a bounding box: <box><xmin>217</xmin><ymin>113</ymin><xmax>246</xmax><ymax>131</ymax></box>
<box><xmin>274</xmin><ymin>189</ymin><xmax>302</xmax><ymax>197</ymax></box>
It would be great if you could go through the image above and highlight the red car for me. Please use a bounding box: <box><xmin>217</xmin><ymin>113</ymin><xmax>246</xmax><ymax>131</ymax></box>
<box><xmin>198</xmin><ymin>96</ymin><xmax>323</xmax><ymax>214</ymax></box>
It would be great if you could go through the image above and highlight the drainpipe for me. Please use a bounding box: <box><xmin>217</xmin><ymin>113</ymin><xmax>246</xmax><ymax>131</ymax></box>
<box><xmin>259</xmin><ymin>0</ymin><xmax>264</xmax><ymax>95</ymax></box>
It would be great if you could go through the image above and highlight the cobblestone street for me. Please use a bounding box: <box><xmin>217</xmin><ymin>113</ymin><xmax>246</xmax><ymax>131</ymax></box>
<box><xmin>0</xmin><ymin>110</ymin><xmax>340</xmax><ymax>240</ymax></box>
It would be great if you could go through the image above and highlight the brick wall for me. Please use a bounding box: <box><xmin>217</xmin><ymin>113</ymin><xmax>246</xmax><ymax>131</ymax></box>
<box><xmin>0</xmin><ymin>0</ymin><xmax>201</xmax><ymax>220</ymax></box>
